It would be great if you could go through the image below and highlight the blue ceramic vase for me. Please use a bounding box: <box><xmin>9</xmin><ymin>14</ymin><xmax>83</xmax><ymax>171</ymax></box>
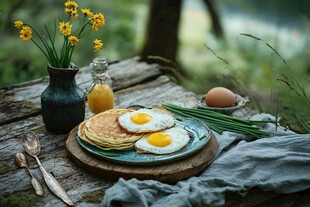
<box><xmin>41</xmin><ymin>64</ymin><xmax>85</xmax><ymax>133</ymax></box>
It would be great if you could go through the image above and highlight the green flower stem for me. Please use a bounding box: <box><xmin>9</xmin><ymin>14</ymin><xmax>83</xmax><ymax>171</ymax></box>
<box><xmin>45</xmin><ymin>25</ymin><xmax>61</xmax><ymax>67</ymax></box>
<box><xmin>67</xmin><ymin>19</ymin><xmax>91</xmax><ymax>65</ymax></box>
<box><xmin>30</xmin><ymin>38</ymin><xmax>52</xmax><ymax>64</ymax></box>
<box><xmin>64</xmin><ymin>39</ymin><xmax>73</xmax><ymax>67</ymax></box>
<box><xmin>77</xmin><ymin>19</ymin><xmax>91</xmax><ymax>37</ymax></box>
<box><xmin>68</xmin><ymin>46</ymin><xmax>75</xmax><ymax>66</ymax></box>
<box><xmin>18</xmin><ymin>6</ymin><xmax>105</xmax><ymax>68</ymax></box>
<box><xmin>60</xmin><ymin>35</ymin><xmax>71</xmax><ymax>67</ymax></box>
<box><xmin>26</xmin><ymin>24</ymin><xmax>53</xmax><ymax>64</ymax></box>
<box><xmin>60</xmin><ymin>36</ymin><xmax>66</xmax><ymax>67</ymax></box>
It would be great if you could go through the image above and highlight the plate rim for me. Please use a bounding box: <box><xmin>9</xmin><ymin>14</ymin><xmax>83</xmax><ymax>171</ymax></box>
<box><xmin>76</xmin><ymin>117</ymin><xmax>212</xmax><ymax>165</ymax></box>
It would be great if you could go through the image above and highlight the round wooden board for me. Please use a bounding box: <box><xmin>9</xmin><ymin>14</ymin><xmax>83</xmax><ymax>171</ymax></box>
<box><xmin>66</xmin><ymin>127</ymin><xmax>218</xmax><ymax>184</ymax></box>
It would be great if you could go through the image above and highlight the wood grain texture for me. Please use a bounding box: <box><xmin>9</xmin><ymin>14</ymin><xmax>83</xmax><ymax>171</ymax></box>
<box><xmin>1</xmin><ymin>57</ymin><xmax>306</xmax><ymax>206</ymax></box>
<box><xmin>0</xmin><ymin>57</ymin><xmax>162</xmax><ymax>125</ymax></box>
<box><xmin>0</xmin><ymin>58</ymin><xmax>200</xmax><ymax>206</ymax></box>
<box><xmin>66</xmin><ymin>126</ymin><xmax>218</xmax><ymax>184</ymax></box>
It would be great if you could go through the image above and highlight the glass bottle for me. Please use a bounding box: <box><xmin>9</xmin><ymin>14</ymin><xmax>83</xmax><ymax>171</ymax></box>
<box><xmin>87</xmin><ymin>57</ymin><xmax>115</xmax><ymax>114</ymax></box>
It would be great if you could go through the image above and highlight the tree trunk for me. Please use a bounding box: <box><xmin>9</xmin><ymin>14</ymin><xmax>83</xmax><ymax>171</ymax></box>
<box><xmin>203</xmin><ymin>0</ymin><xmax>224</xmax><ymax>39</ymax></box>
<box><xmin>140</xmin><ymin>0</ymin><xmax>182</xmax><ymax>63</ymax></box>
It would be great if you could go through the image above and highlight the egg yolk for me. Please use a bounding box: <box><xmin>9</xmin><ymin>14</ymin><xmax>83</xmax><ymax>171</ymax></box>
<box><xmin>130</xmin><ymin>113</ymin><xmax>153</xmax><ymax>124</ymax></box>
<box><xmin>147</xmin><ymin>132</ymin><xmax>172</xmax><ymax>147</ymax></box>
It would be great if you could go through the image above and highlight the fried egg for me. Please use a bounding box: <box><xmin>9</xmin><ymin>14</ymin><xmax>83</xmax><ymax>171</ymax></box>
<box><xmin>118</xmin><ymin>108</ymin><xmax>175</xmax><ymax>133</ymax></box>
<box><xmin>135</xmin><ymin>126</ymin><xmax>190</xmax><ymax>154</ymax></box>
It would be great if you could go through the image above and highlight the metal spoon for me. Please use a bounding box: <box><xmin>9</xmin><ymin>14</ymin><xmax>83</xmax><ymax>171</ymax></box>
<box><xmin>15</xmin><ymin>152</ymin><xmax>45</xmax><ymax>196</ymax></box>
<box><xmin>22</xmin><ymin>131</ymin><xmax>74</xmax><ymax>206</ymax></box>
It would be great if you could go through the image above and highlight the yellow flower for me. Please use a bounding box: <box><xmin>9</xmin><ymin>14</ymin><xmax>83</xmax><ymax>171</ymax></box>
<box><xmin>81</xmin><ymin>8</ymin><xmax>93</xmax><ymax>17</ymax></box>
<box><xmin>64</xmin><ymin>8</ymin><xmax>72</xmax><ymax>14</ymax></box>
<box><xmin>91</xmin><ymin>23</ymin><xmax>99</xmax><ymax>31</ymax></box>
<box><xmin>65</xmin><ymin>0</ymin><xmax>78</xmax><ymax>9</ymax></box>
<box><xmin>65</xmin><ymin>8</ymin><xmax>78</xmax><ymax>19</ymax></box>
<box><xmin>92</xmin><ymin>13</ymin><xmax>105</xmax><ymax>27</ymax></box>
<box><xmin>91</xmin><ymin>13</ymin><xmax>105</xmax><ymax>31</ymax></box>
<box><xmin>69</xmin><ymin>36</ymin><xmax>79</xmax><ymax>46</ymax></box>
<box><xmin>93</xmin><ymin>39</ymin><xmax>103</xmax><ymax>51</ymax></box>
<box><xmin>14</xmin><ymin>1</ymin><xmax>108</xmax><ymax>68</ymax></box>
<box><xmin>19</xmin><ymin>26</ymin><xmax>32</xmax><ymax>41</ymax></box>
<box><xmin>70</xmin><ymin>9</ymin><xmax>79</xmax><ymax>19</ymax></box>
<box><xmin>14</xmin><ymin>20</ymin><xmax>23</xmax><ymax>28</ymax></box>
<box><xmin>59</xmin><ymin>21</ymin><xmax>72</xmax><ymax>36</ymax></box>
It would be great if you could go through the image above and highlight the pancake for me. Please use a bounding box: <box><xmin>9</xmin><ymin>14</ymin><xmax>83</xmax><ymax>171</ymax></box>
<box><xmin>78</xmin><ymin>120</ymin><xmax>134</xmax><ymax>150</ymax></box>
<box><xmin>78</xmin><ymin>109</ymin><xmax>144</xmax><ymax>150</ymax></box>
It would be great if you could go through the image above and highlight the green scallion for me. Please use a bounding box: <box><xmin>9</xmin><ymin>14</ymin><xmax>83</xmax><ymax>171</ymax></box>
<box><xmin>162</xmin><ymin>102</ymin><xmax>276</xmax><ymax>138</ymax></box>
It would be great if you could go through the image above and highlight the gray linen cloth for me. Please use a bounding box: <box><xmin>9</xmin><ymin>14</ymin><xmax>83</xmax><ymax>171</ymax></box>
<box><xmin>101</xmin><ymin>113</ymin><xmax>310</xmax><ymax>207</ymax></box>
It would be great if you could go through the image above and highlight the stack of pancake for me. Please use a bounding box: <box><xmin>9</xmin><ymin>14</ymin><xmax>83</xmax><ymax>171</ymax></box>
<box><xmin>78</xmin><ymin>109</ymin><xmax>144</xmax><ymax>150</ymax></box>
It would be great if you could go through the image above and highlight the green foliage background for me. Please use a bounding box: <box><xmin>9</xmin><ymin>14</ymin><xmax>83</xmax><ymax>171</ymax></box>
<box><xmin>0</xmin><ymin>0</ymin><xmax>144</xmax><ymax>86</ymax></box>
<box><xmin>0</xmin><ymin>0</ymin><xmax>309</xmax><ymax>132</ymax></box>
<box><xmin>179</xmin><ymin>0</ymin><xmax>310</xmax><ymax>132</ymax></box>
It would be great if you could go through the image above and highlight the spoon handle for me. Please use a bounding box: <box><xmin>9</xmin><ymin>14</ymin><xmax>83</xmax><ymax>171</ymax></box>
<box><xmin>26</xmin><ymin>167</ymin><xmax>45</xmax><ymax>196</ymax></box>
<box><xmin>30</xmin><ymin>175</ymin><xmax>45</xmax><ymax>196</ymax></box>
<box><xmin>34</xmin><ymin>156</ymin><xmax>74</xmax><ymax>206</ymax></box>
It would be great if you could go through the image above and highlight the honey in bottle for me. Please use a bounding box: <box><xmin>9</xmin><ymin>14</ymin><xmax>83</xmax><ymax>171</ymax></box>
<box><xmin>87</xmin><ymin>57</ymin><xmax>114</xmax><ymax>114</ymax></box>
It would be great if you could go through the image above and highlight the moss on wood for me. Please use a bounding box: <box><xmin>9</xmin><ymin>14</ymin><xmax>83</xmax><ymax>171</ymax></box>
<box><xmin>0</xmin><ymin>162</ymin><xmax>9</xmax><ymax>174</ymax></box>
<box><xmin>0</xmin><ymin>192</ymin><xmax>42</xmax><ymax>207</ymax></box>
<box><xmin>81</xmin><ymin>188</ymin><xmax>105</xmax><ymax>203</ymax></box>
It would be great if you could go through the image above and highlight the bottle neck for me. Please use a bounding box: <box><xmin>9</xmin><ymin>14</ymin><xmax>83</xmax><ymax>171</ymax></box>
<box><xmin>90</xmin><ymin>57</ymin><xmax>109</xmax><ymax>77</ymax></box>
<box><xmin>87</xmin><ymin>57</ymin><xmax>113</xmax><ymax>94</ymax></box>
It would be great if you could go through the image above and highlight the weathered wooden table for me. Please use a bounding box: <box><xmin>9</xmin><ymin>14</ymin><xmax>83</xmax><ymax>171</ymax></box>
<box><xmin>0</xmin><ymin>57</ymin><xmax>308</xmax><ymax>206</ymax></box>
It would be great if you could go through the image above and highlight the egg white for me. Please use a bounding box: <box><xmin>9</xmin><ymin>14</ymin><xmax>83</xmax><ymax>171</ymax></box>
<box><xmin>134</xmin><ymin>126</ymin><xmax>190</xmax><ymax>155</ymax></box>
<box><xmin>118</xmin><ymin>108</ymin><xmax>175</xmax><ymax>133</ymax></box>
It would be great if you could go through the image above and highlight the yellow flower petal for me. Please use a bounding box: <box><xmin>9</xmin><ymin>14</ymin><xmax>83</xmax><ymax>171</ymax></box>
<box><xmin>14</xmin><ymin>20</ymin><xmax>23</xmax><ymax>28</ymax></box>
<box><xmin>69</xmin><ymin>36</ymin><xmax>79</xmax><ymax>46</ymax></box>
<box><xmin>19</xmin><ymin>26</ymin><xmax>32</xmax><ymax>41</ymax></box>
<box><xmin>59</xmin><ymin>21</ymin><xmax>72</xmax><ymax>36</ymax></box>
<box><xmin>92</xmin><ymin>13</ymin><xmax>105</xmax><ymax>27</ymax></box>
<box><xmin>91</xmin><ymin>23</ymin><xmax>99</xmax><ymax>31</ymax></box>
<box><xmin>70</xmin><ymin>9</ymin><xmax>79</xmax><ymax>19</ymax></box>
<box><xmin>64</xmin><ymin>8</ymin><xmax>72</xmax><ymax>14</ymax></box>
<box><xmin>93</xmin><ymin>39</ymin><xmax>103</xmax><ymax>51</ymax></box>
<box><xmin>65</xmin><ymin>0</ymin><xmax>78</xmax><ymax>9</ymax></box>
<box><xmin>81</xmin><ymin>8</ymin><xmax>93</xmax><ymax>17</ymax></box>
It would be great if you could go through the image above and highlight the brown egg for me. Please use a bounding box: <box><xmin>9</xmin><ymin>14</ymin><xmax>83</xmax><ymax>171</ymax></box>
<box><xmin>205</xmin><ymin>87</ymin><xmax>236</xmax><ymax>107</ymax></box>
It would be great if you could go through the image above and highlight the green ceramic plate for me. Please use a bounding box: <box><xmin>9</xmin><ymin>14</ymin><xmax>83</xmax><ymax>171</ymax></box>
<box><xmin>76</xmin><ymin>118</ymin><xmax>212</xmax><ymax>165</ymax></box>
